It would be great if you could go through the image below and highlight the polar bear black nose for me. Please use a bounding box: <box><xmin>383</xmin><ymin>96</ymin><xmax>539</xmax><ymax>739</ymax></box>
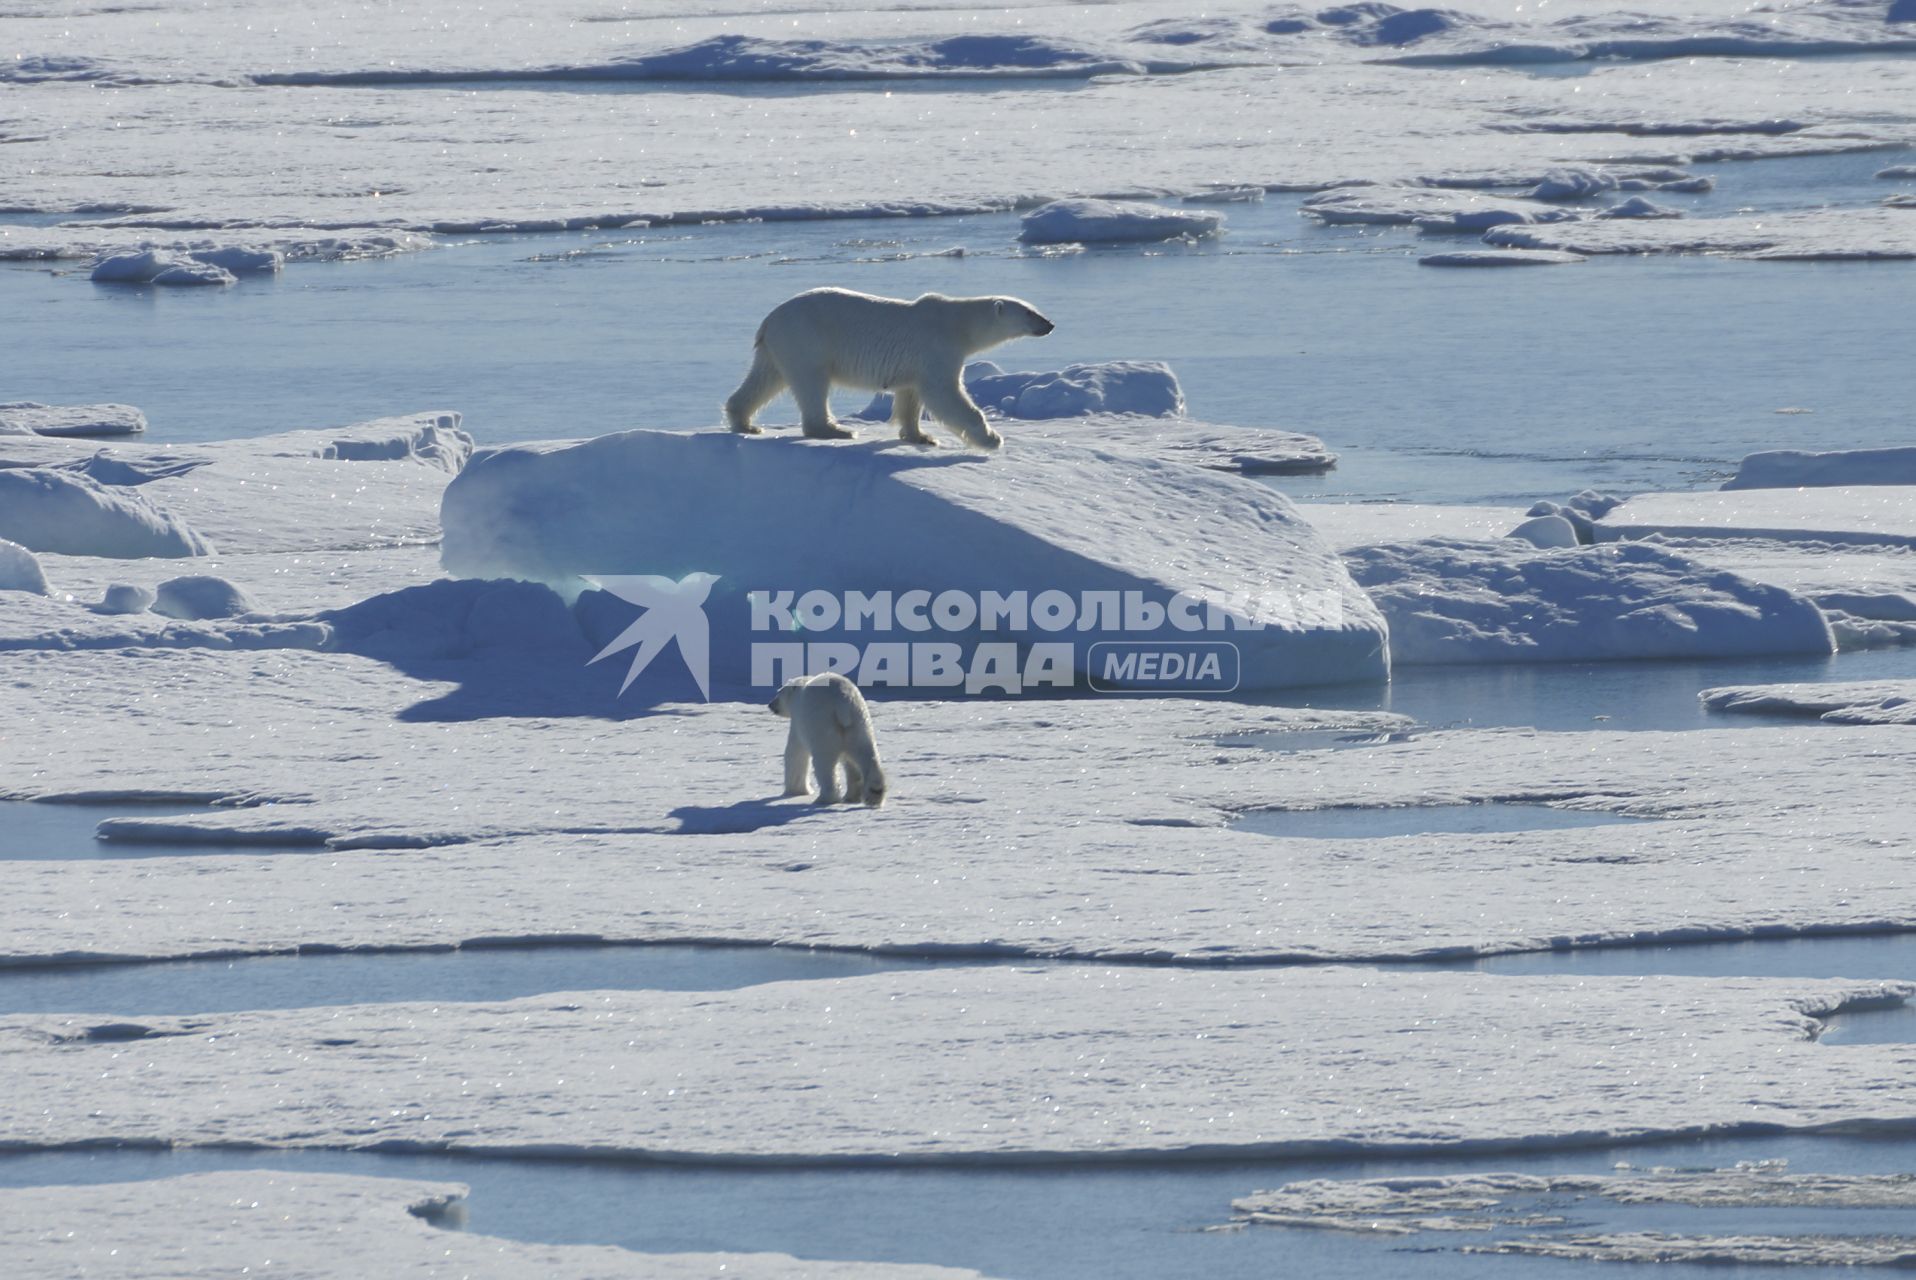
<box><xmin>1036</xmin><ymin>318</ymin><xmax>1055</xmax><ymax>336</ymax></box>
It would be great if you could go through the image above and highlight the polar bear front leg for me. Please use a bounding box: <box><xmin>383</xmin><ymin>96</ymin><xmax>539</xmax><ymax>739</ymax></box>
<box><xmin>789</xmin><ymin>372</ymin><xmax>855</xmax><ymax>441</ymax></box>
<box><xmin>892</xmin><ymin>388</ymin><xmax>937</xmax><ymax>447</ymax></box>
<box><xmin>812</xmin><ymin>751</ymin><xmax>846</xmax><ymax>805</ymax></box>
<box><xmin>783</xmin><ymin>725</ymin><xmax>813</xmax><ymax>797</ymax></box>
<box><xmin>923</xmin><ymin>378</ymin><xmax>1002</xmax><ymax>451</ymax></box>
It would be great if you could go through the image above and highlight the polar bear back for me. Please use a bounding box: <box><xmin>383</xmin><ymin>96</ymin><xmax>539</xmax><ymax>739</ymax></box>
<box><xmin>756</xmin><ymin>288</ymin><xmax>1039</xmax><ymax>393</ymax></box>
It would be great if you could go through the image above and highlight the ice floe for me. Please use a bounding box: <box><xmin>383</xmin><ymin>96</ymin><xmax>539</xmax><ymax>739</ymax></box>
<box><xmin>8</xmin><ymin>649</ymin><xmax>1916</xmax><ymax>967</ymax></box>
<box><xmin>1235</xmin><ymin>1164</ymin><xmax>1916</xmax><ymax>1264</ymax></box>
<box><xmin>1597</xmin><ymin>195</ymin><xmax>1683</xmax><ymax>219</ymax></box>
<box><xmin>1303</xmin><ymin>187</ymin><xmax>1578</xmax><ymax>229</ymax></box>
<box><xmin>1725</xmin><ymin>446</ymin><xmax>1916</xmax><ymax>490</ymax></box>
<box><xmin>439</xmin><ymin>428</ymin><xmax>1387</xmax><ymax>693</ymax></box>
<box><xmin>0</xmin><ymin>401</ymin><xmax>146</xmax><ymax>438</ymax></box>
<box><xmin>1486</xmin><ymin>206</ymin><xmax>1916</xmax><ymax>259</ymax></box>
<box><xmin>1018</xmin><ymin>198</ymin><xmax>1223</xmax><ymax>245</ymax></box>
<box><xmin>1418</xmin><ymin>248</ymin><xmax>1586</xmax><ymax>266</ymax></box>
<box><xmin>1702</xmin><ymin>680</ymin><xmax>1916</xmax><ymax>724</ymax></box>
<box><xmin>1</xmin><ymin>966</ymin><xmax>1909</xmax><ymax>1159</ymax></box>
<box><xmin>1595</xmin><ymin>486</ymin><xmax>1916</xmax><ymax>547</ymax></box>
<box><xmin>0</xmin><ymin>1172</ymin><xmax>980</xmax><ymax>1279</ymax></box>
<box><xmin>859</xmin><ymin>360</ymin><xmax>1185</xmax><ymax>421</ymax></box>
<box><xmin>1345</xmin><ymin>538</ymin><xmax>1834</xmax><ymax>664</ymax></box>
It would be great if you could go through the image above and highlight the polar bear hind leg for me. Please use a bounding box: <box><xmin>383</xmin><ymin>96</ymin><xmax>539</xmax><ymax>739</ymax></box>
<box><xmin>811</xmin><ymin>749</ymin><xmax>846</xmax><ymax>805</ymax></box>
<box><xmin>724</xmin><ymin>345</ymin><xmax>784</xmax><ymax>435</ymax></box>
<box><xmin>893</xmin><ymin>388</ymin><xmax>937</xmax><ymax>447</ymax></box>
<box><xmin>922</xmin><ymin>378</ymin><xmax>1002</xmax><ymax>451</ymax></box>
<box><xmin>787</xmin><ymin>369</ymin><xmax>854</xmax><ymax>441</ymax></box>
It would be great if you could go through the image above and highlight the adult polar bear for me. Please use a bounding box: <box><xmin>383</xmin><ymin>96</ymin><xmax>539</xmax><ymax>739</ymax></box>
<box><xmin>724</xmin><ymin>287</ymin><xmax>1054</xmax><ymax>449</ymax></box>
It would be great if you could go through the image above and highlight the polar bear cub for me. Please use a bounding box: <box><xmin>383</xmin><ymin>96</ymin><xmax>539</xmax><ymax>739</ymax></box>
<box><xmin>770</xmin><ymin>672</ymin><xmax>888</xmax><ymax>807</ymax></box>
<box><xmin>724</xmin><ymin>287</ymin><xmax>1054</xmax><ymax>450</ymax></box>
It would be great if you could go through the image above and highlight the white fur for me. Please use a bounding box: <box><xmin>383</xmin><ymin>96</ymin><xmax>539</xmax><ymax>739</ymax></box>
<box><xmin>724</xmin><ymin>288</ymin><xmax>1053</xmax><ymax>450</ymax></box>
<box><xmin>770</xmin><ymin>672</ymin><xmax>888</xmax><ymax>807</ymax></box>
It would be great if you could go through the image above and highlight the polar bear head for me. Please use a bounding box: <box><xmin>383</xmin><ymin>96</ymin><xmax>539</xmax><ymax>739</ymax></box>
<box><xmin>935</xmin><ymin>294</ymin><xmax>1054</xmax><ymax>354</ymax></box>
<box><xmin>988</xmin><ymin>296</ymin><xmax>1055</xmax><ymax>341</ymax></box>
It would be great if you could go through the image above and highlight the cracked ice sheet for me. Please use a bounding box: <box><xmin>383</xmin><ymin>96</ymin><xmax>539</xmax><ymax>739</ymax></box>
<box><xmin>0</xmin><ymin>1172</ymin><xmax>985</xmax><ymax>1280</ymax></box>
<box><xmin>8</xmin><ymin>649</ymin><xmax>1916</xmax><ymax>966</ymax></box>
<box><xmin>0</xmin><ymin>968</ymin><xmax>1909</xmax><ymax>1159</ymax></box>
<box><xmin>5</xmin><ymin>3</ymin><xmax>1916</xmax><ymax>249</ymax></box>
<box><xmin>1233</xmin><ymin>1167</ymin><xmax>1916</xmax><ymax>1266</ymax></box>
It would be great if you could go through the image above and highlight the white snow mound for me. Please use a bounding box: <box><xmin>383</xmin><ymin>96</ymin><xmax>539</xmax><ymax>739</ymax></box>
<box><xmin>0</xmin><ymin>539</ymin><xmax>49</xmax><ymax>595</ymax></box>
<box><xmin>90</xmin><ymin>249</ymin><xmax>235</xmax><ymax>286</ymax></box>
<box><xmin>860</xmin><ymin>360</ymin><xmax>1184</xmax><ymax>421</ymax></box>
<box><xmin>1019</xmin><ymin>198</ymin><xmax>1222</xmax><ymax>245</ymax></box>
<box><xmin>153</xmin><ymin>575</ymin><xmax>257</xmax><ymax>620</ymax></box>
<box><xmin>440</xmin><ymin>430</ymin><xmax>1388</xmax><ymax>693</ymax></box>
<box><xmin>1345</xmin><ymin>538</ymin><xmax>1834</xmax><ymax>664</ymax></box>
<box><xmin>0</xmin><ymin>468</ymin><xmax>211</xmax><ymax>559</ymax></box>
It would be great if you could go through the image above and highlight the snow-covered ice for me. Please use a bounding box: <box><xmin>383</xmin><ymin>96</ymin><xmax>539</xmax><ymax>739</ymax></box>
<box><xmin>7</xmin><ymin>651</ymin><xmax>1916</xmax><ymax>966</ymax></box>
<box><xmin>1303</xmin><ymin>187</ymin><xmax>1578</xmax><ymax>229</ymax></box>
<box><xmin>151</xmin><ymin>575</ymin><xmax>258</xmax><ymax>621</ymax></box>
<box><xmin>2</xmin><ymin>966</ymin><xmax>1908</xmax><ymax>1159</ymax></box>
<box><xmin>1234</xmin><ymin>1164</ymin><xmax>1916</xmax><ymax>1265</ymax></box>
<box><xmin>89</xmin><ymin>248</ymin><xmax>236</xmax><ymax>287</ymax></box>
<box><xmin>1725</xmin><ymin>446</ymin><xmax>1916</xmax><ymax>491</ymax></box>
<box><xmin>97</xmin><ymin>582</ymin><xmax>156</xmax><ymax>615</ymax></box>
<box><xmin>1597</xmin><ymin>195</ymin><xmax>1683</xmax><ymax>219</ymax></box>
<box><xmin>1596</xmin><ymin>486</ymin><xmax>1916</xmax><ymax>547</ymax></box>
<box><xmin>0</xmin><ymin>401</ymin><xmax>146</xmax><ymax>438</ymax></box>
<box><xmin>0</xmin><ymin>1172</ymin><xmax>982</xmax><ymax>1279</ymax></box>
<box><xmin>1702</xmin><ymin>680</ymin><xmax>1916</xmax><ymax>724</ymax></box>
<box><xmin>0</xmin><ymin>540</ymin><xmax>49</xmax><ymax>596</ymax></box>
<box><xmin>1237</xmin><ymin>1164</ymin><xmax>1916</xmax><ymax>1232</ymax></box>
<box><xmin>1018</xmin><ymin>199</ymin><xmax>1223</xmax><ymax>245</ymax></box>
<box><xmin>860</xmin><ymin>360</ymin><xmax>1185</xmax><ymax>421</ymax></box>
<box><xmin>1487</xmin><ymin>206</ymin><xmax>1916</xmax><ymax>259</ymax></box>
<box><xmin>439</xmin><ymin>428</ymin><xmax>1387</xmax><ymax>692</ymax></box>
<box><xmin>1344</xmin><ymin>538</ymin><xmax>1834</xmax><ymax>664</ymax></box>
<box><xmin>0</xmin><ymin>467</ymin><xmax>212</xmax><ymax>559</ymax></box>
<box><xmin>1505</xmin><ymin>514</ymin><xmax>1582</xmax><ymax>548</ymax></box>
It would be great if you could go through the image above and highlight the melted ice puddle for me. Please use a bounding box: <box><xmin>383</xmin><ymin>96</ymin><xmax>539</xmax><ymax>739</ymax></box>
<box><xmin>1232</xmin><ymin>801</ymin><xmax>1646</xmax><ymax>840</ymax></box>
<box><xmin>0</xmin><ymin>799</ymin><xmax>325</xmax><ymax>859</ymax></box>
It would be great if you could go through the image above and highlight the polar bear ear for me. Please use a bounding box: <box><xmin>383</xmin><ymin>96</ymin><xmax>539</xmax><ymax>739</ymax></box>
<box><xmin>993</xmin><ymin>299</ymin><xmax>1006</xmax><ymax>315</ymax></box>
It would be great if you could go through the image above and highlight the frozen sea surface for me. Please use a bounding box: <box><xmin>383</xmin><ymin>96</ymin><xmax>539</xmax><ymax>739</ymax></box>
<box><xmin>4</xmin><ymin>1134</ymin><xmax>1915</xmax><ymax>1280</ymax></box>
<box><xmin>5</xmin><ymin>152</ymin><xmax>1913</xmax><ymax>504</ymax></box>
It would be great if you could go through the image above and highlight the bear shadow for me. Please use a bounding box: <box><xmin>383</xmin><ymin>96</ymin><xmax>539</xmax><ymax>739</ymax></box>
<box><xmin>668</xmin><ymin>795</ymin><xmax>826</xmax><ymax>835</ymax></box>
